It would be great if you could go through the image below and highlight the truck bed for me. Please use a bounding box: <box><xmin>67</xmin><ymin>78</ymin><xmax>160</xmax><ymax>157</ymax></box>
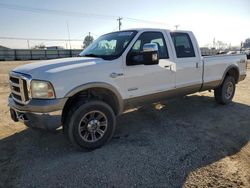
<box><xmin>202</xmin><ymin>54</ymin><xmax>247</xmax><ymax>85</ymax></box>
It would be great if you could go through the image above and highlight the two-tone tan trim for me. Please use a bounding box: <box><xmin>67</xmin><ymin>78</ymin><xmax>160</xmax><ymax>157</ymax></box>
<box><xmin>200</xmin><ymin>80</ymin><xmax>221</xmax><ymax>91</ymax></box>
<box><xmin>124</xmin><ymin>84</ymin><xmax>201</xmax><ymax>109</ymax></box>
<box><xmin>65</xmin><ymin>82</ymin><xmax>124</xmax><ymax>115</ymax></box>
<box><xmin>202</xmin><ymin>65</ymin><xmax>244</xmax><ymax>91</ymax></box>
<box><xmin>9</xmin><ymin>96</ymin><xmax>67</xmax><ymax>113</ymax></box>
<box><xmin>63</xmin><ymin>69</ymin><xmax>244</xmax><ymax>115</ymax></box>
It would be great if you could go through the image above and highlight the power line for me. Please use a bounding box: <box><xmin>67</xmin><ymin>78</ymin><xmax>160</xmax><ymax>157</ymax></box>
<box><xmin>91</xmin><ymin>33</ymin><xmax>101</xmax><ymax>37</ymax></box>
<box><xmin>0</xmin><ymin>36</ymin><xmax>83</xmax><ymax>41</ymax></box>
<box><xmin>112</xmin><ymin>26</ymin><xmax>119</xmax><ymax>32</ymax></box>
<box><xmin>0</xmin><ymin>3</ymin><xmax>168</xmax><ymax>25</ymax></box>
<box><xmin>0</xmin><ymin>3</ymin><xmax>115</xmax><ymax>20</ymax></box>
<box><xmin>125</xmin><ymin>17</ymin><xmax>168</xmax><ymax>25</ymax></box>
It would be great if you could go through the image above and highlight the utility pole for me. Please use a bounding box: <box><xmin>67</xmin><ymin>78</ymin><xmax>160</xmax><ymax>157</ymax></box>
<box><xmin>88</xmin><ymin>32</ymin><xmax>90</xmax><ymax>38</ymax></box>
<box><xmin>66</xmin><ymin>21</ymin><xmax>72</xmax><ymax>50</ymax></box>
<box><xmin>27</xmin><ymin>40</ymin><xmax>30</xmax><ymax>49</ymax></box>
<box><xmin>240</xmin><ymin>41</ymin><xmax>243</xmax><ymax>52</ymax></box>
<box><xmin>117</xmin><ymin>17</ymin><xmax>122</xmax><ymax>31</ymax></box>
<box><xmin>213</xmin><ymin>38</ymin><xmax>216</xmax><ymax>49</ymax></box>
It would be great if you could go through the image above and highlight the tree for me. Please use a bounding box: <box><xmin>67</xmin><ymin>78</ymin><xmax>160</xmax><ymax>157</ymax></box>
<box><xmin>83</xmin><ymin>34</ymin><xmax>94</xmax><ymax>49</ymax></box>
<box><xmin>215</xmin><ymin>40</ymin><xmax>228</xmax><ymax>50</ymax></box>
<box><xmin>243</xmin><ymin>38</ymin><xmax>250</xmax><ymax>48</ymax></box>
<box><xmin>32</xmin><ymin>43</ymin><xmax>46</xmax><ymax>49</ymax></box>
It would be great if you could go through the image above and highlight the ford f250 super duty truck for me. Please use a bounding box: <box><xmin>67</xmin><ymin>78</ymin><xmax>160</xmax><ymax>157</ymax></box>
<box><xmin>8</xmin><ymin>28</ymin><xmax>247</xmax><ymax>149</ymax></box>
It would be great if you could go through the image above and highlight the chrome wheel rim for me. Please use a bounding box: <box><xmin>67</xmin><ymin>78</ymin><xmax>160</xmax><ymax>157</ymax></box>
<box><xmin>225</xmin><ymin>82</ymin><xmax>234</xmax><ymax>99</ymax></box>
<box><xmin>78</xmin><ymin>111</ymin><xmax>108</xmax><ymax>143</ymax></box>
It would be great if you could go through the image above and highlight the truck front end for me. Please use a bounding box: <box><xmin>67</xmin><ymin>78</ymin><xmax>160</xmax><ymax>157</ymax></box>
<box><xmin>8</xmin><ymin>71</ymin><xmax>67</xmax><ymax>130</ymax></box>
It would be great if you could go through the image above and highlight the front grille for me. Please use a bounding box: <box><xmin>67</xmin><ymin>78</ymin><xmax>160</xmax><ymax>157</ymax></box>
<box><xmin>9</xmin><ymin>72</ymin><xmax>30</xmax><ymax>104</ymax></box>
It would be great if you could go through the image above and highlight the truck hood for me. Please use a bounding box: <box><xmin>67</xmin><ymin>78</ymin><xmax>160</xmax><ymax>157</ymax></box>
<box><xmin>13</xmin><ymin>57</ymin><xmax>104</xmax><ymax>77</ymax></box>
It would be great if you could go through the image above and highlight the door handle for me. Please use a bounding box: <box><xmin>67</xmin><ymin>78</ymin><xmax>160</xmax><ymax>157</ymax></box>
<box><xmin>164</xmin><ymin>65</ymin><xmax>172</xmax><ymax>71</ymax></box>
<box><xmin>196</xmin><ymin>62</ymin><xmax>199</xmax><ymax>68</ymax></box>
<box><xmin>110</xmin><ymin>72</ymin><xmax>124</xmax><ymax>78</ymax></box>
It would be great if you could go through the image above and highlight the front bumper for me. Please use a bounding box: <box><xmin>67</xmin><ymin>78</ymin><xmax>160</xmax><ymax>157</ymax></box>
<box><xmin>8</xmin><ymin>96</ymin><xmax>67</xmax><ymax>130</ymax></box>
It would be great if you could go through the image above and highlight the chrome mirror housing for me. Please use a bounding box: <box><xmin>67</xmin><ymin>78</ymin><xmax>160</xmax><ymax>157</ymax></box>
<box><xmin>143</xmin><ymin>43</ymin><xmax>158</xmax><ymax>52</ymax></box>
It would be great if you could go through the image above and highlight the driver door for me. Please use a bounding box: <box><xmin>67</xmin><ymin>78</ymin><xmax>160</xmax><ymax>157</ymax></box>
<box><xmin>124</xmin><ymin>31</ymin><xmax>175</xmax><ymax>98</ymax></box>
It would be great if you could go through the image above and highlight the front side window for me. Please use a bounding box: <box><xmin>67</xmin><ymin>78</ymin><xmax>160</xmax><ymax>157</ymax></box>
<box><xmin>79</xmin><ymin>31</ymin><xmax>137</xmax><ymax>60</ymax></box>
<box><xmin>170</xmin><ymin>32</ymin><xmax>195</xmax><ymax>58</ymax></box>
<box><xmin>129</xmin><ymin>32</ymin><xmax>169</xmax><ymax>59</ymax></box>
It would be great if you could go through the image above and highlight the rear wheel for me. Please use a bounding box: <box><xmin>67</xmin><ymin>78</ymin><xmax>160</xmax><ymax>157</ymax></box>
<box><xmin>214</xmin><ymin>76</ymin><xmax>236</xmax><ymax>104</ymax></box>
<box><xmin>63</xmin><ymin>100</ymin><xmax>116</xmax><ymax>150</ymax></box>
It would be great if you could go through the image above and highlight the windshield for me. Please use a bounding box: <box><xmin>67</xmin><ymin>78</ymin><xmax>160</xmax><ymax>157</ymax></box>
<box><xmin>79</xmin><ymin>30</ymin><xmax>137</xmax><ymax>60</ymax></box>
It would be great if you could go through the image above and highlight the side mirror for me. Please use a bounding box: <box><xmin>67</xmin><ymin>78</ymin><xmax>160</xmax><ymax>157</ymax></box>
<box><xmin>142</xmin><ymin>43</ymin><xmax>159</xmax><ymax>65</ymax></box>
<box><xmin>143</xmin><ymin>43</ymin><xmax>158</xmax><ymax>52</ymax></box>
<box><xmin>126</xmin><ymin>43</ymin><xmax>159</xmax><ymax>66</ymax></box>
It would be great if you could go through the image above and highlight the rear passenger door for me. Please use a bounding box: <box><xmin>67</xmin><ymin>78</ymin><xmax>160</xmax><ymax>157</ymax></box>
<box><xmin>170</xmin><ymin>32</ymin><xmax>203</xmax><ymax>89</ymax></box>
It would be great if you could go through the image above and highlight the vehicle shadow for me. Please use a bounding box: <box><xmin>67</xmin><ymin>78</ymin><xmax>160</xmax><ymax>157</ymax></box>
<box><xmin>1</xmin><ymin>94</ymin><xmax>250</xmax><ymax>187</ymax></box>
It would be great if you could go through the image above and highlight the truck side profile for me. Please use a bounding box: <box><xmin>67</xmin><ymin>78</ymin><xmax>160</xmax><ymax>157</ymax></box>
<box><xmin>8</xmin><ymin>28</ymin><xmax>247</xmax><ymax>149</ymax></box>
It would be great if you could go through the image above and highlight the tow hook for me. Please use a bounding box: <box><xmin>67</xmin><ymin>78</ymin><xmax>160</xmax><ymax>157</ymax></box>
<box><xmin>18</xmin><ymin>113</ymin><xmax>28</xmax><ymax>122</ymax></box>
<box><xmin>10</xmin><ymin>108</ymin><xmax>28</xmax><ymax>123</ymax></box>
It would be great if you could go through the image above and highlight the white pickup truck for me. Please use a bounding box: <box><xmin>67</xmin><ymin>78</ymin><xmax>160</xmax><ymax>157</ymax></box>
<box><xmin>9</xmin><ymin>28</ymin><xmax>247</xmax><ymax>149</ymax></box>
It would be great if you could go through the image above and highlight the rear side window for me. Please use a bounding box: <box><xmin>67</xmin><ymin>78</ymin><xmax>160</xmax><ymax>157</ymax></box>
<box><xmin>170</xmin><ymin>32</ymin><xmax>195</xmax><ymax>58</ymax></box>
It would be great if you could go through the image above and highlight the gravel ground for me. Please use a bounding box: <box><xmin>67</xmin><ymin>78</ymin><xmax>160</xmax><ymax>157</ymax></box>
<box><xmin>0</xmin><ymin>61</ymin><xmax>250</xmax><ymax>187</ymax></box>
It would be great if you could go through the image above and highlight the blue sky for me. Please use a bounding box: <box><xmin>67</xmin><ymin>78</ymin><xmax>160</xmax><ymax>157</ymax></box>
<box><xmin>0</xmin><ymin>0</ymin><xmax>249</xmax><ymax>49</ymax></box>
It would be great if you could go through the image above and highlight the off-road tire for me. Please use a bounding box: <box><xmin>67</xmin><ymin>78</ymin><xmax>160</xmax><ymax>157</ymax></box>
<box><xmin>63</xmin><ymin>100</ymin><xmax>116</xmax><ymax>150</ymax></box>
<box><xmin>214</xmin><ymin>76</ymin><xmax>236</xmax><ymax>104</ymax></box>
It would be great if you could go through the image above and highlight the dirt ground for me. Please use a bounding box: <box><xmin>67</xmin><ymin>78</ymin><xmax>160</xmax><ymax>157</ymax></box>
<box><xmin>0</xmin><ymin>61</ymin><xmax>250</xmax><ymax>187</ymax></box>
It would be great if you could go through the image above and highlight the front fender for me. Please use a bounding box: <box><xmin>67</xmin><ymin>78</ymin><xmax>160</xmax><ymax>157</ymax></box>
<box><xmin>64</xmin><ymin>82</ymin><xmax>124</xmax><ymax>114</ymax></box>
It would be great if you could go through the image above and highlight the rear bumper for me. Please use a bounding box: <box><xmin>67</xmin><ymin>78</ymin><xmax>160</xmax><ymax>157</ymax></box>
<box><xmin>8</xmin><ymin>96</ymin><xmax>67</xmax><ymax>130</ymax></box>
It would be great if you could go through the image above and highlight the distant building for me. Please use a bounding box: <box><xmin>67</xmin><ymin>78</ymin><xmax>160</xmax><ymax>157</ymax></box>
<box><xmin>46</xmin><ymin>46</ymin><xmax>64</xmax><ymax>50</ymax></box>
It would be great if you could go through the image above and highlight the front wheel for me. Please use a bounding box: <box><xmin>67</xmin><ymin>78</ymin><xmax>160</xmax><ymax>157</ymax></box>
<box><xmin>64</xmin><ymin>100</ymin><xmax>116</xmax><ymax>150</ymax></box>
<box><xmin>214</xmin><ymin>76</ymin><xmax>236</xmax><ymax>104</ymax></box>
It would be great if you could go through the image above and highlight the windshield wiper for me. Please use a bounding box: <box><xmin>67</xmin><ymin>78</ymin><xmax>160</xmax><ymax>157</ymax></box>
<box><xmin>83</xmin><ymin>53</ymin><xmax>100</xmax><ymax>57</ymax></box>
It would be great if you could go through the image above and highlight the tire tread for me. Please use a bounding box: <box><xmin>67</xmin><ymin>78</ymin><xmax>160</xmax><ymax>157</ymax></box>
<box><xmin>63</xmin><ymin>99</ymin><xmax>116</xmax><ymax>150</ymax></box>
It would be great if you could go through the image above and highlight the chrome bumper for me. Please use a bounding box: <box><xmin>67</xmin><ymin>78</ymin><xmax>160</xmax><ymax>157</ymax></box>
<box><xmin>8</xmin><ymin>96</ymin><xmax>67</xmax><ymax>130</ymax></box>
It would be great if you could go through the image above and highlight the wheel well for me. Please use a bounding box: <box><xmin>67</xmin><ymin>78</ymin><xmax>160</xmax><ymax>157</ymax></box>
<box><xmin>61</xmin><ymin>88</ymin><xmax>120</xmax><ymax>124</ymax></box>
<box><xmin>226</xmin><ymin>67</ymin><xmax>239</xmax><ymax>83</ymax></box>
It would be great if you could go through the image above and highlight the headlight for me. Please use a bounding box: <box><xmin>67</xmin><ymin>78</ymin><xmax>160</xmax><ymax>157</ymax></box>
<box><xmin>31</xmin><ymin>80</ymin><xmax>55</xmax><ymax>99</ymax></box>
